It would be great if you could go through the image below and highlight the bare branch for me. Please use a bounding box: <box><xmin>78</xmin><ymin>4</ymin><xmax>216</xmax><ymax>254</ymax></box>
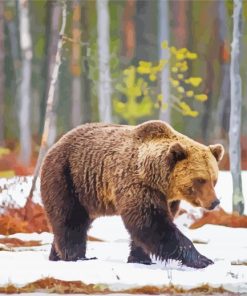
<box><xmin>27</xmin><ymin>1</ymin><xmax>67</xmax><ymax>205</ymax></box>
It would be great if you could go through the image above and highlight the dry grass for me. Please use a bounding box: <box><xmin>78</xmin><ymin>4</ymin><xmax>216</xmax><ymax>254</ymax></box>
<box><xmin>0</xmin><ymin>277</ymin><xmax>236</xmax><ymax>295</ymax></box>
<box><xmin>0</xmin><ymin>237</ymin><xmax>42</xmax><ymax>248</ymax></box>
<box><xmin>190</xmin><ymin>207</ymin><xmax>247</xmax><ymax>229</ymax></box>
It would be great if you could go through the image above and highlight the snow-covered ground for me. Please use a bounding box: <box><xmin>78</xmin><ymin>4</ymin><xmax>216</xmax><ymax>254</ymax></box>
<box><xmin>0</xmin><ymin>171</ymin><xmax>247</xmax><ymax>294</ymax></box>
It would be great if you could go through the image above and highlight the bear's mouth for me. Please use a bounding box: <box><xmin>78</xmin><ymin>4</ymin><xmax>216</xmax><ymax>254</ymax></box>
<box><xmin>207</xmin><ymin>198</ymin><xmax>220</xmax><ymax>211</ymax></box>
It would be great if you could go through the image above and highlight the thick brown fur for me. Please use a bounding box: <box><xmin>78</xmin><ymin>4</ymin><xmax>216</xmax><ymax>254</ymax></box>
<box><xmin>40</xmin><ymin>121</ymin><xmax>224</xmax><ymax>268</ymax></box>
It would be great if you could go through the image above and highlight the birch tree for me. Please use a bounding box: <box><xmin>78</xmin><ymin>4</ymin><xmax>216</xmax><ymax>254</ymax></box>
<box><xmin>96</xmin><ymin>0</ymin><xmax>112</xmax><ymax>123</ymax></box>
<box><xmin>27</xmin><ymin>2</ymin><xmax>67</xmax><ymax>203</ymax></box>
<box><xmin>81</xmin><ymin>0</ymin><xmax>91</xmax><ymax>123</ymax></box>
<box><xmin>18</xmin><ymin>0</ymin><xmax>32</xmax><ymax>165</ymax></box>
<box><xmin>70</xmin><ymin>0</ymin><xmax>82</xmax><ymax>128</ymax></box>
<box><xmin>215</xmin><ymin>0</ymin><xmax>231</xmax><ymax>137</ymax></box>
<box><xmin>158</xmin><ymin>0</ymin><xmax>170</xmax><ymax>123</ymax></box>
<box><xmin>0</xmin><ymin>1</ymin><xmax>5</xmax><ymax>145</ymax></box>
<box><xmin>229</xmin><ymin>0</ymin><xmax>244</xmax><ymax>214</ymax></box>
<box><xmin>41</xmin><ymin>0</ymin><xmax>61</xmax><ymax>143</ymax></box>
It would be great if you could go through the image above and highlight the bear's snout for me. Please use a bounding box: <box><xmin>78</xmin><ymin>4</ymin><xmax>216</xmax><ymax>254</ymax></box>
<box><xmin>208</xmin><ymin>198</ymin><xmax>220</xmax><ymax>210</ymax></box>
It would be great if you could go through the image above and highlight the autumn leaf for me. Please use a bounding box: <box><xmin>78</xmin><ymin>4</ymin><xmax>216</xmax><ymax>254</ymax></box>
<box><xmin>195</xmin><ymin>94</ymin><xmax>208</xmax><ymax>101</ymax></box>
<box><xmin>186</xmin><ymin>77</ymin><xmax>202</xmax><ymax>87</ymax></box>
<box><xmin>186</xmin><ymin>51</ymin><xmax>198</xmax><ymax>60</ymax></box>
<box><xmin>186</xmin><ymin>90</ymin><xmax>194</xmax><ymax>97</ymax></box>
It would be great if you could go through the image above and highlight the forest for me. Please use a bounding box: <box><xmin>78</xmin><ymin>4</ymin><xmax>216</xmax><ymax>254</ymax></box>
<box><xmin>0</xmin><ymin>0</ymin><xmax>247</xmax><ymax>295</ymax></box>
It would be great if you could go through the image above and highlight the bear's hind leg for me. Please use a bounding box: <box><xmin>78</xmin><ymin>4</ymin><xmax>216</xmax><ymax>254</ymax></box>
<box><xmin>51</xmin><ymin>201</ymin><xmax>92</xmax><ymax>261</ymax></box>
<box><xmin>128</xmin><ymin>240</ymin><xmax>152</xmax><ymax>265</ymax></box>
<box><xmin>49</xmin><ymin>242</ymin><xmax>60</xmax><ymax>261</ymax></box>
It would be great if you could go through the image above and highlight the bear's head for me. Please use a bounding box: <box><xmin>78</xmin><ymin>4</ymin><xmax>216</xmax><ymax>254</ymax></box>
<box><xmin>167</xmin><ymin>142</ymin><xmax>224</xmax><ymax>210</ymax></box>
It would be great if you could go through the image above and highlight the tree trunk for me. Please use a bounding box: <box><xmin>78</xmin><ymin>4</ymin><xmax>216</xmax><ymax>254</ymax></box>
<box><xmin>121</xmin><ymin>0</ymin><xmax>136</xmax><ymax>61</ymax></box>
<box><xmin>215</xmin><ymin>0</ymin><xmax>231</xmax><ymax>137</ymax></box>
<box><xmin>199</xmin><ymin>1</ymin><xmax>220</xmax><ymax>144</ymax></box>
<box><xmin>96</xmin><ymin>0</ymin><xmax>112</xmax><ymax>123</ymax></box>
<box><xmin>18</xmin><ymin>0</ymin><xmax>32</xmax><ymax>166</ymax></box>
<box><xmin>134</xmin><ymin>0</ymin><xmax>157</xmax><ymax>62</ymax></box>
<box><xmin>229</xmin><ymin>0</ymin><xmax>244</xmax><ymax>214</ymax></box>
<box><xmin>27</xmin><ymin>2</ymin><xmax>67</xmax><ymax>203</ymax></box>
<box><xmin>0</xmin><ymin>1</ymin><xmax>5</xmax><ymax>145</ymax></box>
<box><xmin>81</xmin><ymin>0</ymin><xmax>91</xmax><ymax>123</ymax></box>
<box><xmin>70</xmin><ymin>0</ymin><xmax>82</xmax><ymax>128</ymax></box>
<box><xmin>40</xmin><ymin>0</ymin><xmax>61</xmax><ymax>137</ymax></box>
<box><xmin>158</xmin><ymin>0</ymin><xmax>170</xmax><ymax>123</ymax></box>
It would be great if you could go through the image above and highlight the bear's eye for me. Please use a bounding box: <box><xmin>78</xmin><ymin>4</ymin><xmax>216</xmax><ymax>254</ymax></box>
<box><xmin>196</xmin><ymin>178</ymin><xmax>206</xmax><ymax>184</ymax></box>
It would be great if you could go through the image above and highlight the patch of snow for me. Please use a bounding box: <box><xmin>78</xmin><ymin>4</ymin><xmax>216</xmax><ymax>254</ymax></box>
<box><xmin>0</xmin><ymin>172</ymin><xmax>247</xmax><ymax>293</ymax></box>
<box><xmin>0</xmin><ymin>220</ymin><xmax>247</xmax><ymax>293</ymax></box>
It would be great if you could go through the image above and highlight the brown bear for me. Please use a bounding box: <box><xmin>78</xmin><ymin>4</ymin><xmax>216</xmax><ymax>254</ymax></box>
<box><xmin>40</xmin><ymin>120</ymin><xmax>224</xmax><ymax>268</ymax></box>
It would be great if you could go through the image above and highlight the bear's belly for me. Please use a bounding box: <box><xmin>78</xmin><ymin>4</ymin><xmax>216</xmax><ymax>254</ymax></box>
<box><xmin>78</xmin><ymin>189</ymin><xmax>118</xmax><ymax>220</ymax></box>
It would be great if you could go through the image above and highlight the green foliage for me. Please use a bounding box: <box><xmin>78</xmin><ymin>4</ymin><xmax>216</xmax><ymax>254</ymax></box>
<box><xmin>113</xmin><ymin>42</ymin><xmax>208</xmax><ymax>123</ymax></box>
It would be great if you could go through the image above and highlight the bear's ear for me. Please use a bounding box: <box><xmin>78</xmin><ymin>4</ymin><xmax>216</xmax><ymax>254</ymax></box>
<box><xmin>167</xmin><ymin>142</ymin><xmax>188</xmax><ymax>164</ymax></box>
<box><xmin>209</xmin><ymin>144</ymin><xmax>224</xmax><ymax>162</ymax></box>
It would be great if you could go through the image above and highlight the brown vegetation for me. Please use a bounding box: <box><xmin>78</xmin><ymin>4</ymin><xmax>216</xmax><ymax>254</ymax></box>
<box><xmin>190</xmin><ymin>207</ymin><xmax>247</xmax><ymax>229</ymax></box>
<box><xmin>0</xmin><ymin>199</ymin><xmax>49</xmax><ymax>235</ymax></box>
<box><xmin>0</xmin><ymin>199</ymin><xmax>103</xmax><ymax>242</ymax></box>
<box><xmin>0</xmin><ymin>237</ymin><xmax>41</xmax><ymax>248</ymax></box>
<box><xmin>0</xmin><ymin>277</ymin><xmax>235</xmax><ymax>295</ymax></box>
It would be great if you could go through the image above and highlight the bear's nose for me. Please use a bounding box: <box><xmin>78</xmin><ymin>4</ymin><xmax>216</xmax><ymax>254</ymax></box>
<box><xmin>208</xmin><ymin>198</ymin><xmax>220</xmax><ymax>210</ymax></box>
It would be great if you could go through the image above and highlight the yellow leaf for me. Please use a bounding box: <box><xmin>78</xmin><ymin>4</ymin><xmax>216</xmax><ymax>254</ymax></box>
<box><xmin>180</xmin><ymin>64</ymin><xmax>188</xmax><ymax>72</ymax></box>
<box><xmin>178</xmin><ymin>102</ymin><xmax>198</xmax><ymax>117</ymax></box>
<box><xmin>139</xmin><ymin>61</ymin><xmax>152</xmax><ymax>68</ymax></box>
<box><xmin>0</xmin><ymin>170</ymin><xmax>15</xmax><ymax>178</ymax></box>
<box><xmin>177</xmin><ymin>86</ymin><xmax>185</xmax><ymax>93</ymax></box>
<box><xmin>176</xmin><ymin>52</ymin><xmax>185</xmax><ymax>60</ymax></box>
<box><xmin>177</xmin><ymin>74</ymin><xmax>184</xmax><ymax>80</ymax></box>
<box><xmin>149</xmin><ymin>74</ymin><xmax>157</xmax><ymax>81</ymax></box>
<box><xmin>186</xmin><ymin>90</ymin><xmax>194</xmax><ymax>97</ymax></box>
<box><xmin>179</xmin><ymin>48</ymin><xmax>188</xmax><ymax>54</ymax></box>
<box><xmin>170</xmin><ymin>79</ymin><xmax>179</xmax><ymax>87</ymax></box>
<box><xmin>171</xmin><ymin>67</ymin><xmax>178</xmax><ymax>73</ymax></box>
<box><xmin>188</xmin><ymin>77</ymin><xmax>202</xmax><ymax>87</ymax></box>
<box><xmin>137</xmin><ymin>66</ymin><xmax>151</xmax><ymax>74</ymax></box>
<box><xmin>161</xmin><ymin>40</ymin><xmax>168</xmax><ymax>49</ymax></box>
<box><xmin>186</xmin><ymin>52</ymin><xmax>198</xmax><ymax>60</ymax></box>
<box><xmin>195</xmin><ymin>94</ymin><xmax>208</xmax><ymax>101</ymax></box>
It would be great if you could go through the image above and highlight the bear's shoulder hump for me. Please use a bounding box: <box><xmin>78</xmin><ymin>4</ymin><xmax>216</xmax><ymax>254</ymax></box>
<box><xmin>133</xmin><ymin>120</ymin><xmax>173</xmax><ymax>141</ymax></box>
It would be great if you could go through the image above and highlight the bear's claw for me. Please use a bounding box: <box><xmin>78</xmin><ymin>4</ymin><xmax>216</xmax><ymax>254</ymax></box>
<box><xmin>127</xmin><ymin>258</ymin><xmax>153</xmax><ymax>265</ymax></box>
<box><xmin>77</xmin><ymin>256</ymin><xmax>97</xmax><ymax>261</ymax></box>
<box><xmin>182</xmin><ymin>253</ymin><xmax>213</xmax><ymax>269</ymax></box>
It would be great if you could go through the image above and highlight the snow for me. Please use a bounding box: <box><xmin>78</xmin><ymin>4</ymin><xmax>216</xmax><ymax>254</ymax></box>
<box><xmin>0</xmin><ymin>171</ymin><xmax>247</xmax><ymax>293</ymax></box>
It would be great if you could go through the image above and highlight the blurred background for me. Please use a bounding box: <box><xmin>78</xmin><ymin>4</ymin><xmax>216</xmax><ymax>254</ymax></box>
<box><xmin>0</xmin><ymin>0</ymin><xmax>246</xmax><ymax>175</ymax></box>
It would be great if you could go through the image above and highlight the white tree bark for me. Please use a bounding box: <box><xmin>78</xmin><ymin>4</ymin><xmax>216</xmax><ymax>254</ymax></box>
<box><xmin>96</xmin><ymin>0</ymin><xmax>112</xmax><ymax>123</ymax></box>
<box><xmin>158</xmin><ymin>0</ymin><xmax>170</xmax><ymax>123</ymax></box>
<box><xmin>27</xmin><ymin>1</ymin><xmax>67</xmax><ymax>203</ymax></box>
<box><xmin>229</xmin><ymin>0</ymin><xmax>244</xmax><ymax>214</ymax></box>
<box><xmin>18</xmin><ymin>0</ymin><xmax>32</xmax><ymax>165</ymax></box>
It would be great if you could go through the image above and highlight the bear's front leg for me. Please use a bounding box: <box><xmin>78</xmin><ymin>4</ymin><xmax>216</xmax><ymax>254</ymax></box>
<box><xmin>119</xmin><ymin>186</ymin><xmax>213</xmax><ymax>269</ymax></box>
<box><xmin>128</xmin><ymin>240</ymin><xmax>152</xmax><ymax>265</ymax></box>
